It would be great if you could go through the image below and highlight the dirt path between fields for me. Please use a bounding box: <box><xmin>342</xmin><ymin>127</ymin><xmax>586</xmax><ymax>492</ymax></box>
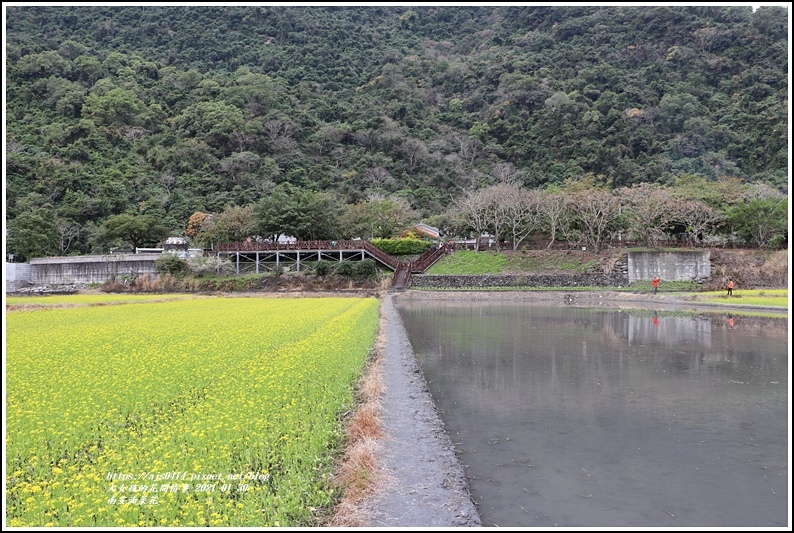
<box><xmin>356</xmin><ymin>294</ymin><xmax>481</xmax><ymax>527</ymax></box>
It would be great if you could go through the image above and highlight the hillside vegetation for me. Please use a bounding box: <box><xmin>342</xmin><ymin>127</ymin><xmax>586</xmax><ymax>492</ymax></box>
<box><xmin>427</xmin><ymin>247</ymin><xmax>789</xmax><ymax>290</ymax></box>
<box><xmin>5</xmin><ymin>6</ymin><xmax>788</xmax><ymax>257</ymax></box>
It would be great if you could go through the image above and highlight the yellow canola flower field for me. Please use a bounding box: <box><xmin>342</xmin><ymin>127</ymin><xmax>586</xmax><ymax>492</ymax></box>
<box><xmin>6</xmin><ymin>296</ymin><xmax>380</xmax><ymax>527</ymax></box>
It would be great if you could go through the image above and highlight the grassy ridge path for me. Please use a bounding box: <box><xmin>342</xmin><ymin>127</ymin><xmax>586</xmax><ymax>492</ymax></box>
<box><xmin>402</xmin><ymin>289</ymin><xmax>788</xmax><ymax>316</ymax></box>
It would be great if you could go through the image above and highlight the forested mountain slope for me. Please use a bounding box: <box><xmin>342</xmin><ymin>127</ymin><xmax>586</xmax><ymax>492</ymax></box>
<box><xmin>4</xmin><ymin>5</ymin><xmax>789</xmax><ymax>256</ymax></box>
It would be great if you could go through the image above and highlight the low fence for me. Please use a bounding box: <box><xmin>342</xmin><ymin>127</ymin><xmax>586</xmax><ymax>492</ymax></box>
<box><xmin>220</xmin><ymin>240</ymin><xmax>368</xmax><ymax>252</ymax></box>
<box><xmin>469</xmin><ymin>240</ymin><xmax>702</xmax><ymax>252</ymax></box>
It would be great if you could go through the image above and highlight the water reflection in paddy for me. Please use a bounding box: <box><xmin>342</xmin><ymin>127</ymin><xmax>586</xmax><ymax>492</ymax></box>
<box><xmin>395</xmin><ymin>300</ymin><xmax>789</xmax><ymax>527</ymax></box>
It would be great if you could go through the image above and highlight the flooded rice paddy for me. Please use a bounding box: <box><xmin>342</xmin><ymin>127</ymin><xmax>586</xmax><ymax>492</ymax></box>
<box><xmin>395</xmin><ymin>300</ymin><xmax>789</xmax><ymax>527</ymax></box>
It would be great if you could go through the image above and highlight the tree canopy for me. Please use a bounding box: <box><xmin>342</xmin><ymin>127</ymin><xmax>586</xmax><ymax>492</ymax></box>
<box><xmin>102</xmin><ymin>214</ymin><xmax>169</xmax><ymax>251</ymax></box>
<box><xmin>255</xmin><ymin>183</ymin><xmax>340</xmax><ymax>241</ymax></box>
<box><xmin>4</xmin><ymin>5</ymin><xmax>788</xmax><ymax>258</ymax></box>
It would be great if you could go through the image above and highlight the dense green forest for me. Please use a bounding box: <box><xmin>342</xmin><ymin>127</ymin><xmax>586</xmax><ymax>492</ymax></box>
<box><xmin>4</xmin><ymin>5</ymin><xmax>789</xmax><ymax>258</ymax></box>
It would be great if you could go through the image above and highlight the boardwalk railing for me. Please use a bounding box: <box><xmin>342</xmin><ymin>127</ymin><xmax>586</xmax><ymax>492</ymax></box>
<box><xmin>408</xmin><ymin>245</ymin><xmax>447</xmax><ymax>273</ymax></box>
<box><xmin>360</xmin><ymin>241</ymin><xmax>401</xmax><ymax>270</ymax></box>
<box><xmin>218</xmin><ymin>240</ymin><xmax>374</xmax><ymax>252</ymax></box>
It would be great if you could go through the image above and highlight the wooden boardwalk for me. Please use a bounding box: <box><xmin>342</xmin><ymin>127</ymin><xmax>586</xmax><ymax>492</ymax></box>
<box><xmin>217</xmin><ymin>240</ymin><xmax>447</xmax><ymax>289</ymax></box>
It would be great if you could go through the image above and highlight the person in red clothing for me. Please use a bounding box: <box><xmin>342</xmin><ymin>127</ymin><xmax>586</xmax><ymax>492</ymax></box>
<box><xmin>727</xmin><ymin>279</ymin><xmax>734</xmax><ymax>296</ymax></box>
<box><xmin>652</xmin><ymin>276</ymin><xmax>660</xmax><ymax>295</ymax></box>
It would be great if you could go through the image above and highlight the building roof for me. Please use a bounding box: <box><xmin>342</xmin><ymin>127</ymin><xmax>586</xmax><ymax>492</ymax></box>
<box><xmin>415</xmin><ymin>223</ymin><xmax>441</xmax><ymax>238</ymax></box>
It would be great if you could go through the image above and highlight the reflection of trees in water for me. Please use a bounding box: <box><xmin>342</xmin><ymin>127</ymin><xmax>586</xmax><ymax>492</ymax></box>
<box><xmin>400</xmin><ymin>301</ymin><xmax>788</xmax><ymax>528</ymax></box>
<box><xmin>400</xmin><ymin>302</ymin><xmax>787</xmax><ymax>418</ymax></box>
<box><xmin>627</xmin><ymin>313</ymin><xmax>713</xmax><ymax>348</ymax></box>
<box><xmin>595</xmin><ymin>311</ymin><xmax>628</xmax><ymax>346</ymax></box>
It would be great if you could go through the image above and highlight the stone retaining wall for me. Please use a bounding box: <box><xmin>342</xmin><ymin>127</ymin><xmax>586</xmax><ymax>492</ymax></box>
<box><xmin>409</xmin><ymin>273</ymin><xmax>629</xmax><ymax>289</ymax></box>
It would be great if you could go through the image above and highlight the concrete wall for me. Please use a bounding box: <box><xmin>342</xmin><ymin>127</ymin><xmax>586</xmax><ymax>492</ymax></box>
<box><xmin>5</xmin><ymin>263</ymin><xmax>32</xmax><ymax>291</ymax></box>
<box><xmin>28</xmin><ymin>254</ymin><xmax>160</xmax><ymax>284</ymax></box>
<box><xmin>627</xmin><ymin>250</ymin><xmax>710</xmax><ymax>283</ymax></box>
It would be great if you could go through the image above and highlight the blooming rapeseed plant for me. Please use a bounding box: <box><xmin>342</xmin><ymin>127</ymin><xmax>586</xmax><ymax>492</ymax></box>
<box><xmin>6</xmin><ymin>296</ymin><xmax>379</xmax><ymax>526</ymax></box>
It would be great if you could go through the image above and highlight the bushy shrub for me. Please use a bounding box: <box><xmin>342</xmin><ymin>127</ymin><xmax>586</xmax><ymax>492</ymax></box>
<box><xmin>371</xmin><ymin>238</ymin><xmax>432</xmax><ymax>255</ymax></box>
<box><xmin>314</xmin><ymin>260</ymin><xmax>334</xmax><ymax>277</ymax></box>
<box><xmin>155</xmin><ymin>253</ymin><xmax>187</xmax><ymax>275</ymax></box>
<box><xmin>186</xmin><ymin>255</ymin><xmax>234</xmax><ymax>276</ymax></box>
<box><xmin>352</xmin><ymin>259</ymin><xmax>378</xmax><ymax>280</ymax></box>
<box><xmin>766</xmin><ymin>234</ymin><xmax>787</xmax><ymax>250</ymax></box>
<box><xmin>335</xmin><ymin>261</ymin><xmax>355</xmax><ymax>277</ymax></box>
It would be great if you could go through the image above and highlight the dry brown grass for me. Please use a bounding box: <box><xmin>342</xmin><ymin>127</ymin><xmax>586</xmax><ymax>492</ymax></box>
<box><xmin>760</xmin><ymin>250</ymin><xmax>788</xmax><ymax>280</ymax></box>
<box><xmin>326</xmin><ymin>301</ymin><xmax>388</xmax><ymax>527</ymax></box>
<box><xmin>345</xmin><ymin>404</ymin><xmax>384</xmax><ymax>443</ymax></box>
<box><xmin>707</xmin><ymin>248</ymin><xmax>789</xmax><ymax>289</ymax></box>
<box><xmin>6</xmin><ymin>303</ymin><xmax>66</xmax><ymax>312</ymax></box>
<box><xmin>327</xmin><ymin>436</ymin><xmax>384</xmax><ymax>527</ymax></box>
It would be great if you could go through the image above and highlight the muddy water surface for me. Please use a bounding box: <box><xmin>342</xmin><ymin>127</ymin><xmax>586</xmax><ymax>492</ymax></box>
<box><xmin>395</xmin><ymin>301</ymin><xmax>789</xmax><ymax>527</ymax></box>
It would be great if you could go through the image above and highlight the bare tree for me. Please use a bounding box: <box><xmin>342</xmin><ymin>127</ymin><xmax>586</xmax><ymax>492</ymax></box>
<box><xmin>673</xmin><ymin>198</ymin><xmax>723</xmax><ymax>246</ymax></box>
<box><xmin>456</xmin><ymin>134</ymin><xmax>483</xmax><ymax>164</ymax></box>
<box><xmin>57</xmin><ymin>219</ymin><xmax>81</xmax><ymax>254</ymax></box>
<box><xmin>262</xmin><ymin>119</ymin><xmax>295</xmax><ymax>143</ymax></box>
<box><xmin>566</xmin><ymin>189</ymin><xmax>620</xmax><ymax>252</ymax></box>
<box><xmin>454</xmin><ymin>188</ymin><xmax>490</xmax><ymax>251</ymax></box>
<box><xmin>455</xmin><ymin>184</ymin><xmax>540</xmax><ymax>251</ymax></box>
<box><xmin>329</xmin><ymin>146</ymin><xmax>347</xmax><ymax>168</ymax></box>
<box><xmin>263</xmin><ymin>119</ymin><xmax>298</xmax><ymax>160</ymax></box>
<box><xmin>492</xmin><ymin>162</ymin><xmax>524</xmax><ymax>184</ymax></box>
<box><xmin>271</xmin><ymin>136</ymin><xmax>298</xmax><ymax>156</ymax></box>
<box><xmin>400</xmin><ymin>138</ymin><xmax>429</xmax><ymax>171</ymax></box>
<box><xmin>159</xmin><ymin>172</ymin><xmax>178</xmax><ymax>194</ymax></box>
<box><xmin>229</xmin><ymin>129</ymin><xmax>254</xmax><ymax>152</ymax></box>
<box><xmin>364</xmin><ymin>167</ymin><xmax>395</xmax><ymax>190</ymax></box>
<box><xmin>482</xmin><ymin>186</ymin><xmax>508</xmax><ymax>251</ymax></box>
<box><xmin>354</xmin><ymin>128</ymin><xmax>380</xmax><ymax>151</ymax></box>
<box><xmin>616</xmin><ymin>183</ymin><xmax>676</xmax><ymax>246</ymax></box>
<box><xmin>250</xmin><ymin>177</ymin><xmax>276</xmax><ymax>197</ymax></box>
<box><xmin>500</xmin><ymin>185</ymin><xmax>542</xmax><ymax>250</ymax></box>
<box><xmin>122</xmin><ymin>126</ymin><xmax>148</xmax><ymax>144</ymax></box>
<box><xmin>742</xmin><ymin>181</ymin><xmax>785</xmax><ymax>200</ymax></box>
<box><xmin>538</xmin><ymin>190</ymin><xmax>567</xmax><ymax>249</ymax></box>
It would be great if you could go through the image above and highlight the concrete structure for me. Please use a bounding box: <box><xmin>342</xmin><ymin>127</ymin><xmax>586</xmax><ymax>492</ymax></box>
<box><xmin>627</xmin><ymin>250</ymin><xmax>710</xmax><ymax>283</ymax></box>
<box><xmin>163</xmin><ymin>236</ymin><xmax>188</xmax><ymax>252</ymax></box>
<box><xmin>27</xmin><ymin>254</ymin><xmax>160</xmax><ymax>285</ymax></box>
<box><xmin>5</xmin><ymin>262</ymin><xmax>32</xmax><ymax>291</ymax></box>
<box><xmin>414</xmin><ymin>223</ymin><xmax>441</xmax><ymax>239</ymax></box>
